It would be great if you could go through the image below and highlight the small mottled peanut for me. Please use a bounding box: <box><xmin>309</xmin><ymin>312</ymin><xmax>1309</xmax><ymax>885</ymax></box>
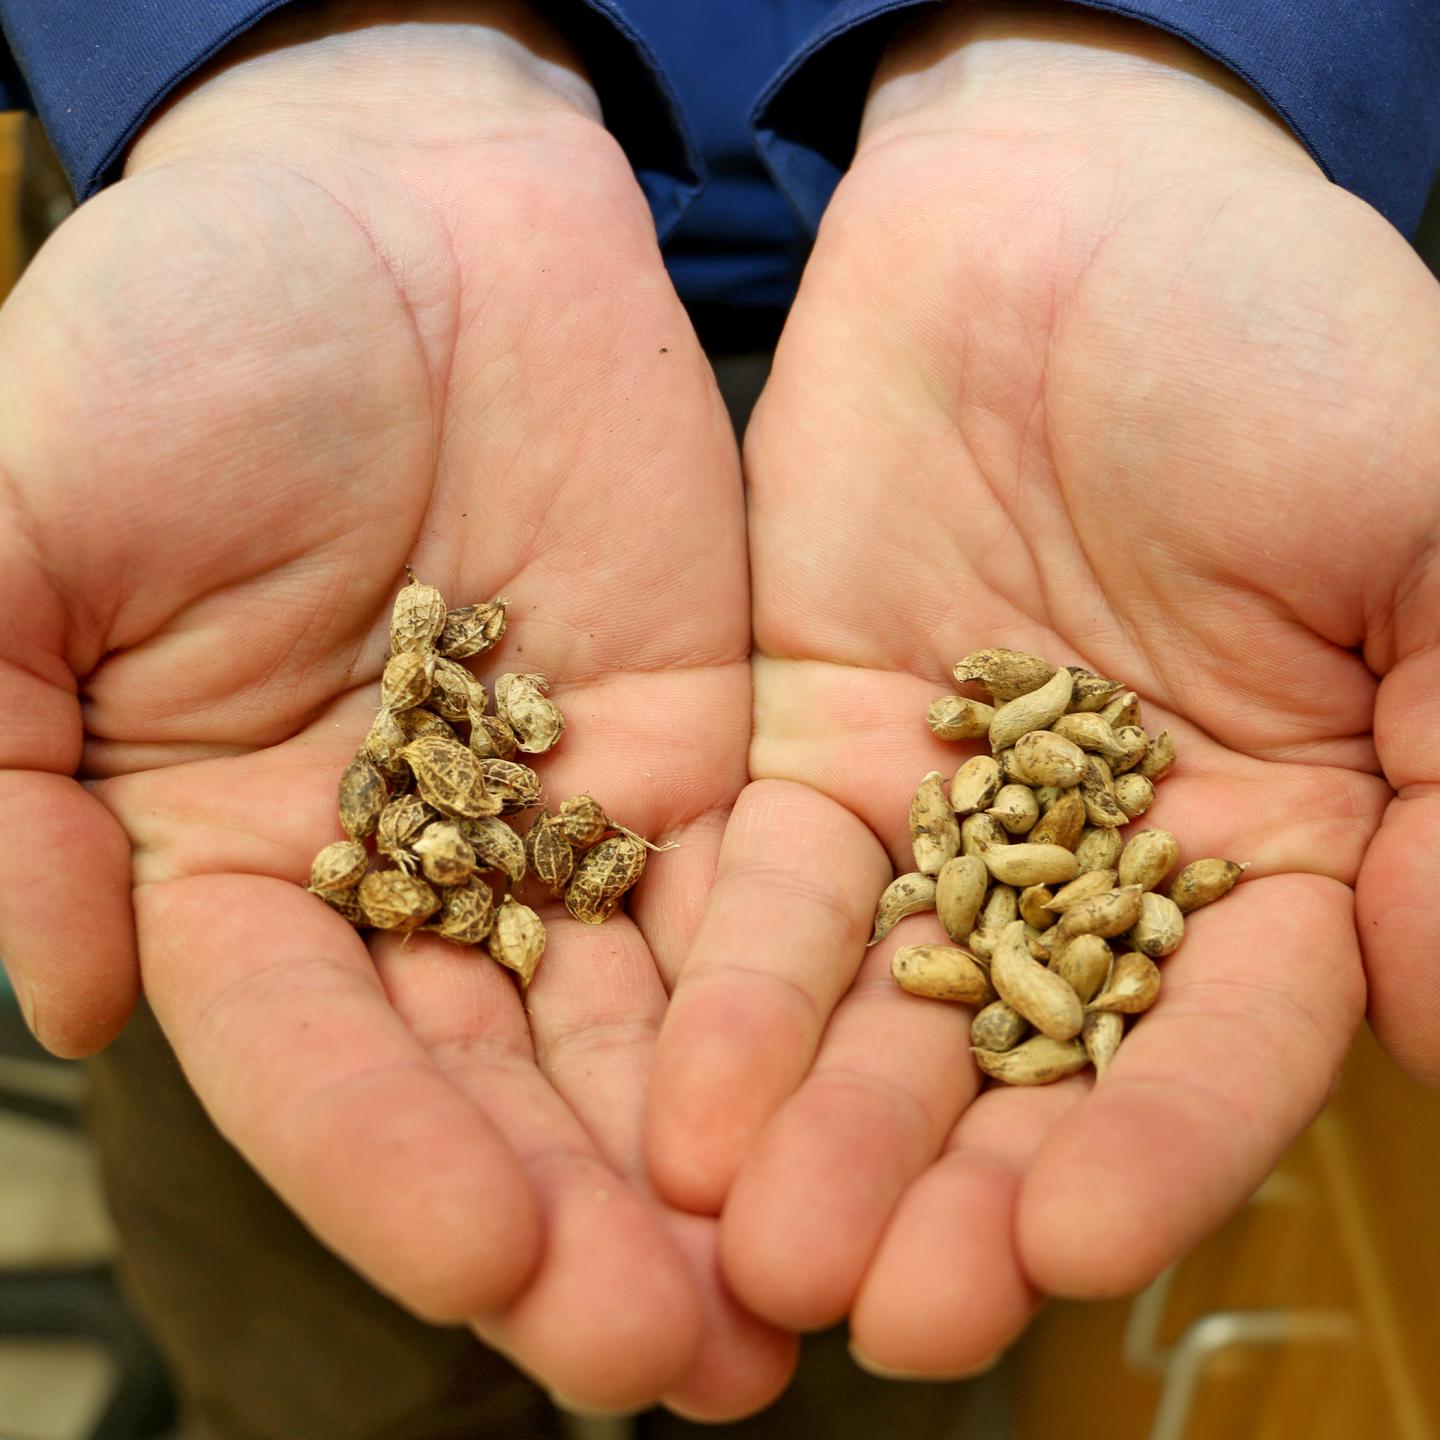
<box><xmin>1074</xmin><ymin>826</ymin><xmax>1125</xmax><ymax>874</ymax></box>
<box><xmin>488</xmin><ymin>896</ymin><xmax>546</xmax><ymax>986</ymax></box>
<box><xmin>989</xmin><ymin>666</ymin><xmax>1075</xmax><ymax>751</ymax></box>
<box><xmin>991</xmin><ymin>921</ymin><xmax>1083</xmax><ymax>1041</ymax></box>
<box><xmin>950</xmin><ymin>756</ymin><xmax>1003</xmax><ymax>815</ymax></box>
<box><xmin>971</xmin><ymin>1000</ymin><xmax>1029</xmax><ymax>1052</ymax></box>
<box><xmin>1052</xmin><ymin>885</ymin><xmax>1144</xmax><ymax>950</ymax></box>
<box><xmin>1020</xmin><ymin>884</ymin><xmax>1056</xmax><ymax>930</ymax></box>
<box><xmin>911</xmin><ymin>771</ymin><xmax>962</xmax><ymax>875</ymax></box>
<box><xmin>892</xmin><ymin>945</ymin><xmax>995</xmax><ymax>1005</ymax></box>
<box><xmin>381</xmin><ymin>649</ymin><xmax>435</xmax><ymax>713</ymax></box>
<box><xmin>1100</xmin><ymin>690</ymin><xmax>1141</xmax><ymax>729</ymax></box>
<box><xmin>1109</xmin><ymin>725</ymin><xmax>1149</xmax><ymax>774</ymax></box>
<box><xmin>954</xmin><ymin>649</ymin><xmax>1054</xmax><ymax>701</ymax></box>
<box><xmin>390</xmin><ymin>576</ymin><xmax>447</xmax><ymax>655</ymax></box>
<box><xmin>988</xmin><ymin>784</ymin><xmax>1040</xmax><ymax>834</ymax></box>
<box><xmin>1080</xmin><ymin>755</ymin><xmax>1125</xmax><ymax>829</ymax></box>
<box><xmin>437</xmin><ymin>598</ymin><xmax>508</xmax><ymax>659</ymax></box>
<box><xmin>1028</xmin><ymin>789</ymin><xmax>1086</xmax><ymax>851</ymax></box>
<box><xmin>1051</xmin><ymin>934</ymin><xmax>1112</xmax><ymax>1005</ymax></box>
<box><xmin>1137</xmin><ymin>729</ymin><xmax>1176</xmax><ymax>782</ymax></box>
<box><xmin>1129</xmin><ymin>892</ymin><xmax>1185</xmax><ymax>957</ymax></box>
<box><xmin>1114</xmin><ymin>773</ymin><xmax>1154</xmax><ymax>819</ymax></box>
<box><xmin>1065</xmin><ymin>667</ymin><xmax>1124</xmax><ymax>713</ymax></box>
<box><xmin>338</xmin><ymin>756</ymin><xmax>388</xmax><ymax>840</ymax></box>
<box><xmin>961</xmin><ymin>812</ymin><xmax>1010</xmax><ymax>859</ymax></box>
<box><xmin>1009</xmin><ymin>730</ymin><xmax>1087</xmax><ymax>788</ymax></box>
<box><xmin>936</xmin><ymin>855</ymin><xmax>989</xmax><ymax>944</ymax></box>
<box><xmin>1118</xmin><ymin>829</ymin><xmax>1179</xmax><ymax>893</ymax></box>
<box><xmin>1050</xmin><ymin>713</ymin><xmax>1126</xmax><ymax>759</ymax></box>
<box><xmin>495</xmin><ymin>673</ymin><xmax>566</xmax><ymax>754</ymax></box>
<box><xmin>972</xmin><ymin>1035</ymin><xmax>1089</xmax><ymax>1086</ymax></box>
<box><xmin>1168</xmin><ymin>859</ymin><xmax>1246</xmax><ymax>914</ymax></box>
<box><xmin>1089</xmin><ymin>951</ymin><xmax>1161</xmax><ymax>1015</ymax></box>
<box><xmin>411</xmin><ymin>821</ymin><xmax>477</xmax><ymax>887</ymax></box>
<box><xmin>309</xmin><ymin>839</ymin><xmax>368</xmax><ymax>893</ymax></box>
<box><xmin>927</xmin><ymin>694</ymin><xmax>996</xmax><ymax>740</ymax></box>
<box><xmin>1083</xmin><ymin>1009</ymin><xmax>1124</xmax><ymax>1077</ymax></box>
<box><xmin>359</xmin><ymin>870</ymin><xmax>440</xmax><ymax>932</ymax></box>
<box><xmin>870</xmin><ymin>873</ymin><xmax>938</xmax><ymax>946</ymax></box>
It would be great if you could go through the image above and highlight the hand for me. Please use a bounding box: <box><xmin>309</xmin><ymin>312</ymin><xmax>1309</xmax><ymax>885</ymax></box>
<box><xmin>649</xmin><ymin>2</ymin><xmax>1440</xmax><ymax>1375</ymax></box>
<box><xmin>0</xmin><ymin>2</ymin><xmax>791</xmax><ymax>1413</ymax></box>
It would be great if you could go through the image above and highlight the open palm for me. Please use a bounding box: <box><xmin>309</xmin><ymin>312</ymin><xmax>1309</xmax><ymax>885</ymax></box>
<box><xmin>0</xmin><ymin>19</ymin><xmax>792</xmax><ymax>1414</ymax></box>
<box><xmin>651</xmin><ymin>26</ymin><xmax>1440</xmax><ymax>1375</ymax></box>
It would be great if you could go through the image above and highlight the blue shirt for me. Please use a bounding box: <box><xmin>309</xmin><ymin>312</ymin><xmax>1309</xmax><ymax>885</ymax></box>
<box><xmin>3</xmin><ymin>1</ymin><xmax>1439</xmax><ymax>314</ymax></box>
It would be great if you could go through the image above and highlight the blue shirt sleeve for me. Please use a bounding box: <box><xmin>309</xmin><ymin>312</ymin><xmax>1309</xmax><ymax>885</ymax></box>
<box><xmin>0</xmin><ymin>0</ymin><xmax>701</xmax><ymax>237</ymax></box>
<box><xmin>751</xmin><ymin>0</ymin><xmax>1440</xmax><ymax>240</ymax></box>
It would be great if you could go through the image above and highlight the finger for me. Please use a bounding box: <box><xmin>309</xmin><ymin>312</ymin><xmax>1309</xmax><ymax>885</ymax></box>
<box><xmin>1359</xmin><ymin>646</ymin><xmax>1440</xmax><ymax>1082</ymax></box>
<box><xmin>718</xmin><ymin>916</ymin><xmax>975</xmax><ymax>1331</ymax></box>
<box><xmin>849</xmin><ymin>1082</ymin><xmax>1081</xmax><ymax>1377</ymax></box>
<box><xmin>1017</xmin><ymin>873</ymin><xmax>1363</xmax><ymax>1297</ymax></box>
<box><xmin>379</xmin><ymin>916</ymin><xmax>702</xmax><ymax>1410</ymax></box>
<box><xmin>0</xmin><ymin>543</ymin><xmax>137</xmax><ymax>1056</ymax></box>
<box><xmin>138</xmin><ymin>874</ymin><xmax>541</xmax><ymax>1320</ymax></box>
<box><xmin>647</xmin><ymin>780</ymin><xmax>890</xmax><ymax>1213</ymax></box>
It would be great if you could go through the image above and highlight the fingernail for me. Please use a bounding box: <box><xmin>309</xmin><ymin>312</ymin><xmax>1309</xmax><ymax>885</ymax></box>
<box><xmin>849</xmin><ymin>1344</ymin><xmax>1003</xmax><ymax>1383</ymax></box>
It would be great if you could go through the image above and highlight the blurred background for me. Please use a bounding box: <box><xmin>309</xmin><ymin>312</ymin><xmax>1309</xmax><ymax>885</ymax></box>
<box><xmin>3</xmin><ymin>110</ymin><xmax>1440</xmax><ymax>1440</ymax></box>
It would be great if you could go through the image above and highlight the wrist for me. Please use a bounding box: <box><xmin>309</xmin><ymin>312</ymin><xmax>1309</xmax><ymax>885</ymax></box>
<box><xmin>126</xmin><ymin>0</ymin><xmax>603</xmax><ymax>179</ymax></box>
<box><xmin>858</xmin><ymin>2</ymin><xmax>1315</xmax><ymax>177</ymax></box>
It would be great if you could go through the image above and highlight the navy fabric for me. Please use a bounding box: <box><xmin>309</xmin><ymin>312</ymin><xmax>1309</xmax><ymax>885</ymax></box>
<box><xmin>3</xmin><ymin>0</ymin><xmax>1439</xmax><ymax>309</ymax></box>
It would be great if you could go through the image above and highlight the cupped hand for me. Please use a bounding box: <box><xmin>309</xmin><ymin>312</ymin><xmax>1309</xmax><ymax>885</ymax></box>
<box><xmin>0</xmin><ymin>3</ymin><xmax>792</xmax><ymax>1414</ymax></box>
<box><xmin>649</xmin><ymin>3</ymin><xmax>1440</xmax><ymax>1376</ymax></box>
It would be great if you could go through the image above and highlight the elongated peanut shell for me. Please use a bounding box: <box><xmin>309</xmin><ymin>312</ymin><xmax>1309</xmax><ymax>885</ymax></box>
<box><xmin>1050</xmin><ymin>712</ymin><xmax>1126</xmax><ymax>758</ymax></box>
<box><xmin>936</xmin><ymin>855</ymin><xmax>988</xmax><ymax>944</ymax></box>
<box><xmin>988</xmin><ymin>784</ymin><xmax>1040</xmax><ymax>835</ymax></box>
<box><xmin>870</xmin><ymin>873</ymin><xmax>938</xmax><ymax>946</ymax></box>
<box><xmin>1089</xmin><ymin>950</ymin><xmax>1161</xmax><ymax>1014</ymax></box>
<box><xmin>462</xmin><ymin>815</ymin><xmax>527</xmax><ymax>887</ymax></box>
<box><xmin>1028</xmin><ymin>789</ymin><xmax>1086</xmax><ymax>850</ymax></box>
<box><xmin>1009</xmin><ymin>730</ymin><xmax>1087</xmax><ymax>788</ymax></box>
<box><xmin>1101</xmin><ymin>690</ymin><xmax>1141</xmax><ymax>729</ymax></box>
<box><xmin>971</xmin><ymin>1000</ymin><xmax>1028</xmax><ymax>1052</ymax></box>
<box><xmin>359</xmin><ymin>870</ymin><xmax>440</xmax><ymax>932</ymax></box>
<box><xmin>426</xmin><ymin>876</ymin><xmax>496</xmax><ymax>945</ymax></box>
<box><xmin>950</xmin><ymin>756</ymin><xmax>1003</xmax><ymax>815</ymax></box>
<box><xmin>1052</xmin><ymin>885</ymin><xmax>1144</xmax><ymax>949</ymax></box>
<box><xmin>495</xmin><ymin>672</ymin><xmax>565</xmax><ymax>754</ymax></box>
<box><xmin>1109</xmin><ymin>725</ymin><xmax>1149</xmax><ymax>774</ymax></box>
<box><xmin>961</xmin><ymin>812</ymin><xmax>1009</xmax><ymax>858</ymax></box>
<box><xmin>309</xmin><ymin>839</ymin><xmax>368</xmax><ymax>893</ymax></box>
<box><xmin>1118</xmin><ymin>829</ymin><xmax>1179</xmax><ymax>893</ymax></box>
<box><xmin>892</xmin><ymin>945</ymin><xmax>995</xmax><ymax>1005</ymax></box>
<box><xmin>566</xmin><ymin>833</ymin><xmax>647</xmax><ymax>924</ymax></box>
<box><xmin>1168</xmin><ymin>859</ymin><xmax>1246</xmax><ymax>914</ymax></box>
<box><xmin>1083</xmin><ymin>1010</ymin><xmax>1124</xmax><ymax>1077</ymax></box>
<box><xmin>339</xmin><ymin>756</ymin><xmax>388</xmax><ymax>840</ymax></box>
<box><xmin>1019</xmin><ymin>884</ymin><xmax>1056</xmax><ymax>930</ymax></box>
<box><xmin>381</xmin><ymin>649</ymin><xmax>435</xmax><ymax>713</ymax></box>
<box><xmin>927</xmin><ymin>695</ymin><xmax>995</xmax><ymax>740</ymax></box>
<box><xmin>954</xmin><ymin>649</ymin><xmax>1054</xmax><ymax>701</ymax></box>
<box><xmin>402</xmin><ymin>736</ymin><xmax>499</xmax><ymax>820</ymax></box>
<box><xmin>1137</xmin><ymin>729</ymin><xmax>1176</xmax><ymax>781</ymax></box>
<box><xmin>1051</xmin><ymin>933</ymin><xmax>1112</xmax><ymax>1005</ymax></box>
<box><xmin>1114</xmin><ymin>773</ymin><xmax>1155</xmax><ymax>819</ymax></box>
<box><xmin>411</xmin><ymin>821</ymin><xmax>476</xmax><ymax>887</ymax></box>
<box><xmin>1045</xmin><ymin>869</ymin><xmax>1118</xmax><ymax>912</ymax></box>
<box><xmin>1129</xmin><ymin>892</ymin><xmax>1185</xmax><ymax>957</ymax></box>
<box><xmin>991</xmin><ymin>921</ymin><xmax>1083</xmax><ymax>1041</ymax></box>
<box><xmin>1065</xmin><ymin>667</ymin><xmax>1123</xmax><ymax>713</ymax></box>
<box><xmin>390</xmin><ymin>576</ymin><xmax>447</xmax><ymax>655</ymax></box>
<box><xmin>972</xmin><ymin>1034</ymin><xmax>1089</xmax><ymax>1086</ymax></box>
<box><xmin>989</xmin><ymin>666</ymin><xmax>1075</xmax><ymax>751</ymax></box>
<box><xmin>911</xmin><ymin>771</ymin><xmax>961</xmax><ymax>875</ymax></box>
<box><xmin>437</xmin><ymin>599</ymin><xmax>507</xmax><ymax>659</ymax></box>
<box><xmin>1080</xmin><ymin>755</ymin><xmax>1125</xmax><ymax>828</ymax></box>
<box><xmin>983</xmin><ymin>843</ymin><xmax>1079</xmax><ymax>888</ymax></box>
<box><xmin>1074</xmin><ymin>826</ymin><xmax>1124</xmax><ymax>874</ymax></box>
<box><xmin>488</xmin><ymin>896</ymin><xmax>546</xmax><ymax>986</ymax></box>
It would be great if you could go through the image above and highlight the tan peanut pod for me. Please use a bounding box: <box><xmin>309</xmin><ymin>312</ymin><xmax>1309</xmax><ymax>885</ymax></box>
<box><xmin>1045</xmin><ymin>869</ymin><xmax>1119</xmax><ymax>912</ymax></box>
<box><xmin>1032</xmin><ymin>785</ymin><xmax>1064</xmax><ymax>813</ymax></box>
<box><xmin>1129</xmin><ymin>892</ymin><xmax>1185</xmax><ymax>957</ymax></box>
<box><xmin>397</xmin><ymin>707</ymin><xmax>461</xmax><ymax>744</ymax></box>
<box><xmin>1168</xmin><ymin>858</ymin><xmax>1246</xmax><ymax>914</ymax></box>
<box><xmin>1052</xmin><ymin>885</ymin><xmax>1144</xmax><ymax>950</ymax></box>
<box><xmin>495</xmin><ymin>673</ymin><xmax>566</xmax><ymax>755</ymax></box>
<box><xmin>936</xmin><ymin>855</ymin><xmax>988</xmax><ymax>944</ymax></box>
<box><xmin>983</xmin><ymin>843</ymin><xmax>1078</xmax><ymax>888</ymax></box>
<box><xmin>476</xmin><ymin>758</ymin><xmax>542</xmax><ymax>815</ymax></box>
<box><xmin>927</xmin><ymin>694</ymin><xmax>996</xmax><ymax>740</ymax></box>
<box><xmin>953</xmin><ymin>649</ymin><xmax>1055</xmax><ymax>702</ymax></box>
<box><xmin>968</xmin><ymin>929</ymin><xmax>997</xmax><ymax>961</ymax></box>
<box><xmin>968</xmin><ymin>882</ymin><xmax>1019</xmax><ymax>961</ymax></box>
<box><xmin>437</xmin><ymin>598</ymin><xmax>508</xmax><ymax>659</ymax></box>
<box><xmin>1118</xmin><ymin>829</ymin><xmax>1179</xmax><ymax>893</ymax></box>
<box><xmin>566</xmin><ymin>832</ymin><xmax>647</xmax><ymax>924</ymax></box>
<box><xmin>1019</xmin><ymin>884</ymin><xmax>1056</xmax><ymax>930</ymax></box>
<box><xmin>1074</xmin><ymin>825</ymin><xmax>1125</xmax><ymax>874</ymax></box>
<box><xmin>1083</xmin><ymin>1009</ymin><xmax>1124</xmax><ymax>1077</ymax></box>
<box><xmin>381</xmin><ymin>649</ymin><xmax>435</xmax><ymax>713</ymax></box>
<box><xmin>526</xmin><ymin>812</ymin><xmax>577</xmax><ymax>895</ymax></box>
<box><xmin>989</xmin><ymin>666</ymin><xmax>1075</xmax><ymax>751</ymax></box>
<box><xmin>363</xmin><ymin>709</ymin><xmax>408</xmax><ymax>767</ymax></box>
<box><xmin>1024</xmin><ymin>924</ymin><xmax>1053</xmax><ymax>962</ymax></box>
<box><xmin>401</xmin><ymin>737</ymin><xmax>499</xmax><ymax>821</ymax></box>
<box><xmin>1101</xmin><ymin>690</ymin><xmax>1141</xmax><ymax>729</ymax></box>
<box><xmin>994</xmin><ymin>747</ymin><xmax>1022</xmax><ymax>785</ymax></box>
<box><xmin>1089</xmin><ymin>950</ymin><xmax>1161</xmax><ymax>1015</ymax></box>
<box><xmin>1028</xmin><ymin>789</ymin><xmax>1086</xmax><ymax>851</ymax></box>
<box><xmin>911</xmin><ymin>771</ymin><xmax>962</xmax><ymax>875</ymax></box>
<box><xmin>426</xmin><ymin>657</ymin><xmax>488</xmax><ymax>723</ymax></box>
<box><xmin>425</xmin><ymin>876</ymin><xmax>496</xmax><ymax>945</ymax></box>
<box><xmin>338</xmin><ymin>755</ymin><xmax>388</xmax><ymax>840</ymax></box>
<box><xmin>1114</xmin><ymin>773</ymin><xmax>1155</xmax><ymax>820</ymax></box>
<box><xmin>461</xmin><ymin>815</ymin><xmax>528</xmax><ymax>887</ymax></box>
<box><xmin>1065</xmin><ymin>667</ymin><xmax>1124</xmax><ymax>713</ymax></box>
<box><xmin>1137</xmin><ymin>729</ymin><xmax>1177</xmax><ymax>782</ymax></box>
<box><xmin>488</xmin><ymin>895</ymin><xmax>546</xmax><ymax>986</ymax></box>
<box><xmin>971</xmin><ymin>1000</ymin><xmax>1029</xmax><ymax>1052</ymax></box>
<box><xmin>1051</xmin><ymin>933</ymin><xmax>1113</xmax><ymax>1005</ymax></box>
<box><xmin>469</xmin><ymin>713</ymin><xmax>519</xmax><ymax>760</ymax></box>
<box><xmin>318</xmin><ymin>886</ymin><xmax>365</xmax><ymax>927</ymax></box>
<box><xmin>1108</xmin><ymin>725</ymin><xmax>1150</xmax><ymax>775</ymax></box>
<box><xmin>1009</xmin><ymin>730</ymin><xmax>1087</xmax><ymax>788</ymax></box>
<box><xmin>972</xmin><ymin>1035</ymin><xmax>1089</xmax><ymax>1086</ymax></box>
<box><xmin>376</xmin><ymin>794</ymin><xmax>437</xmax><ymax>872</ymax></box>
<box><xmin>869</xmin><ymin>872</ymin><xmax>939</xmax><ymax>946</ymax></box>
<box><xmin>961</xmin><ymin>812</ymin><xmax>1009</xmax><ymax>859</ymax></box>
<box><xmin>390</xmin><ymin>575</ymin><xmax>448</xmax><ymax>656</ymax></box>
<box><xmin>557</xmin><ymin>794</ymin><xmax>612</xmax><ymax>849</ymax></box>
<box><xmin>1080</xmin><ymin>755</ymin><xmax>1125</xmax><ymax>828</ymax></box>
<box><xmin>991</xmin><ymin>921</ymin><xmax>1084</xmax><ymax>1041</ymax></box>
<box><xmin>988</xmin><ymin>784</ymin><xmax>1040</xmax><ymax>835</ymax></box>
<box><xmin>892</xmin><ymin>945</ymin><xmax>995</xmax><ymax>1005</ymax></box>
<box><xmin>950</xmin><ymin>756</ymin><xmax>1003</xmax><ymax>815</ymax></box>
<box><xmin>309</xmin><ymin>839</ymin><xmax>368</xmax><ymax>893</ymax></box>
<box><xmin>1050</xmin><ymin>712</ymin><xmax>1127</xmax><ymax>760</ymax></box>
<box><xmin>359</xmin><ymin>870</ymin><xmax>440</xmax><ymax>932</ymax></box>
<box><xmin>411</xmin><ymin>821</ymin><xmax>477</xmax><ymax>888</ymax></box>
